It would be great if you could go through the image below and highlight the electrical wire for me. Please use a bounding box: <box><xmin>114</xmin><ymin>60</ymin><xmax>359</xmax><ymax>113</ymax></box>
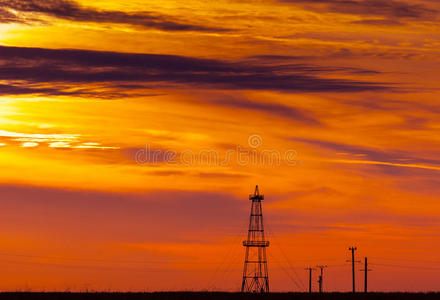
<box><xmin>264</xmin><ymin>222</ymin><xmax>306</xmax><ymax>290</ymax></box>
<box><xmin>371</xmin><ymin>263</ymin><xmax>440</xmax><ymax>270</ymax></box>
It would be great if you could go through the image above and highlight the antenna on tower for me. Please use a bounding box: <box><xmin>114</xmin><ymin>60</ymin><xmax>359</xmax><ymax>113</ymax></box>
<box><xmin>241</xmin><ymin>185</ymin><xmax>269</xmax><ymax>293</ymax></box>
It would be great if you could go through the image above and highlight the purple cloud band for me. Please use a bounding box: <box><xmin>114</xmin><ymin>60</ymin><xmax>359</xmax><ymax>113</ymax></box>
<box><xmin>0</xmin><ymin>0</ymin><xmax>229</xmax><ymax>32</ymax></box>
<box><xmin>0</xmin><ymin>45</ymin><xmax>390</xmax><ymax>97</ymax></box>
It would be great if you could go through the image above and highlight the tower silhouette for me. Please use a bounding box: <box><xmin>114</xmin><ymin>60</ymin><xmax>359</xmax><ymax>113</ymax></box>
<box><xmin>241</xmin><ymin>185</ymin><xmax>269</xmax><ymax>293</ymax></box>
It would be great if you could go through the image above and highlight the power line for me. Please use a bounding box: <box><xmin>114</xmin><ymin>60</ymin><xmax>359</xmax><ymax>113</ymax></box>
<box><xmin>264</xmin><ymin>223</ymin><xmax>306</xmax><ymax>290</ymax></box>
<box><xmin>371</xmin><ymin>263</ymin><xmax>440</xmax><ymax>270</ymax></box>
<box><xmin>327</xmin><ymin>263</ymin><xmax>350</xmax><ymax>268</ymax></box>
<box><xmin>370</xmin><ymin>256</ymin><xmax>440</xmax><ymax>265</ymax></box>
<box><xmin>207</xmin><ymin>219</ymin><xmax>248</xmax><ymax>290</ymax></box>
<box><xmin>0</xmin><ymin>259</ymin><xmax>166</xmax><ymax>272</ymax></box>
<box><xmin>0</xmin><ymin>252</ymin><xmax>189</xmax><ymax>264</ymax></box>
<box><xmin>0</xmin><ymin>251</ymin><xmax>338</xmax><ymax>270</ymax></box>
<box><xmin>268</xmin><ymin>251</ymin><xmax>304</xmax><ymax>290</ymax></box>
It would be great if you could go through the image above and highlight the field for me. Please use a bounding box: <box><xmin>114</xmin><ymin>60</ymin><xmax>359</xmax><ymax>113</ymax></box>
<box><xmin>1</xmin><ymin>293</ymin><xmax>440</xmax><ymax>300</ymax></box>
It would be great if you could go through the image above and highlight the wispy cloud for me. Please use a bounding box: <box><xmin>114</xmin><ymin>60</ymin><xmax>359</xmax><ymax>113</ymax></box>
<box><xmin>291</xmin><ymin>137</ymin><xmax>440</xmax><ymax>171</ymax></box>
<box><xmin>351</xmin><ymin>18</ymin><xmax>404</xmax><ymax>25</ymax></box>
<box><xmin>324</xmin><ymin>158</ymin><xmax>440</xmax><ymax>172</ymax></box>
<box><xmin>0</xmin><ymin>0</ymin><xmax>228</xmax><ymax>32</ymax></box>
<box><xmin>280</xmin><ymin>0</ymin><xmax>437</xmax><ymax>20</ymax></box>
<box><xmin>0</xmin><ymin>45</ymin><xmax>389</xmax><ymax>98</ymax></box>
<box><xmin>206</xmin><ymin>95</ymin><xmax>322</xmax><ymax>126</ymax></box>
<box><xmin>0</xmin><ymin>129</ymin><xmax>119</xmax><ymax>150</ymax></box>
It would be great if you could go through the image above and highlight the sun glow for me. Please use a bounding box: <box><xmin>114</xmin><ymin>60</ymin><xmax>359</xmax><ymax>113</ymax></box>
<box><xmin>0</xmin><ymin>0</ymin><xmax>439</xmax><ymax>292</ymax></box>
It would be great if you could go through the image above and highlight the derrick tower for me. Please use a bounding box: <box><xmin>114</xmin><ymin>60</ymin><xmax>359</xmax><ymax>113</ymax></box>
<box><xmin>241</xmin><ymin>185</ymin><xmax>269</xmax><ymax>293</ymax></box>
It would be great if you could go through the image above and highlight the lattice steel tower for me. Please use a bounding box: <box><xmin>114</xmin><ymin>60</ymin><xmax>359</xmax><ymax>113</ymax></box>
<box><xmin>241</xmin><ymin>185</ymin><xmax>269</xmax><ymax>293</ymax></box>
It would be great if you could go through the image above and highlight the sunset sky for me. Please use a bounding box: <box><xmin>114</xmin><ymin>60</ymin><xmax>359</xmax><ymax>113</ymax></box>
<box><xmin>1</xmin><ymin>0</ymin><xmax>440</xmax><ymax>292</ymax></box>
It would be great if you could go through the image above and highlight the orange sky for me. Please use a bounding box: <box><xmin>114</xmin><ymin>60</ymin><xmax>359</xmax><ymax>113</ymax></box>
<box><xmin>1</xmin><ymin>0</ymin><xmax>440</xmax><ymax>292</ymax></box>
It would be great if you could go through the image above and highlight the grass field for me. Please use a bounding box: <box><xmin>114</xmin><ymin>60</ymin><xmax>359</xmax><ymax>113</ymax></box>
<box><xmin>1</xmin><ymin>293</ymin><xmax>440</xmax><ymax>300</ymax></box>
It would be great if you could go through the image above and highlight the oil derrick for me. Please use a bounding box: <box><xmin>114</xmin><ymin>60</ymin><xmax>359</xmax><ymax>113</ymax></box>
<box><xmin>241</xmin><ymin>185</ymin><xmax>270</xmax><ymax>293</ymax></box>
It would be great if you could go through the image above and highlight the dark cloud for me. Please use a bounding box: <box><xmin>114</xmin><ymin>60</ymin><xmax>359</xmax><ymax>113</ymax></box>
<box><xmin>0</xmin><ymin>0</ymin><xmax>228</xmax><ymax>32</ymax></box>
<box><xmin>0</xmin><ymin>45</ymin><xmax>389</xmax><ymax>98</ymax></box>
<box><xmin>0</xmin><ymin>8</ymin><xmax>22</xmax><ymax>23</ymax></box>
<box><xmin>0</xmin><ymin>82</ymin><xmax>152</xmax><ymax>99</ymax></box>
<box><xmin>0</xmin><ymin>6</ymin><xmax>45</xmax><ymax>24</ymax></box>
<box><xmin>246</xmin><ymin>55</ymin><xmax>381</xmax><ymax>75</ymax></box>
<box><xmin>281</xmin><ymin>0</ymin><xmax>437</xmax><ymax>20</ymax></box>
<box><xmin>0</xmin><ymin>83</ymin><xmax>62</xmax><ymax>95</ymax></box>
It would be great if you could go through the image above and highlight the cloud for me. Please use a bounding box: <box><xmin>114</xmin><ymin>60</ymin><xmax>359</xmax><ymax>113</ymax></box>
<box><xmin>0</xmin><ymin>0</ymin><xmax>228</xmax><ymax>32</ymax></box>
<box><xmin>267</xmin><ymin>188</ymin><xmax>440</xmax><ymax>233</ymax></box>
<box><xmin>0</xmin><ymin>83</ymin><xmax>64</xmax><ymax>95</ymax></box>
<box><xmin>0</xmin><ymin>45</ymin><xmax>389</xmax><ymax>98</ymax></box>
<box><xmin>291</xmin><ymin>137</ymin><xmax>440</xmax><ymax>171</ymax></box>
<box><xmin>246</xmin><ymin>55</ymin><xmax>311</xmax><ymax>61</ymax></box>
<box><xmin>246</xmin><ymin>54</ymin><xmax>382</xmax><ymax>74</ymax></box>
<box><xmin>280</xmin><ymin>0</ymin><xmax>437</xmax><ymax>20</ymax></box>
<box><xmin>0</xmin><ymin>8</ymin><xmax>22</xmax><ymax>23</ymax></box>
<box><xmin>275</xmin><ymin>210</ymin><xmax>440</xmax><ymax>233</ymax></box>
<box><xmin>0</xmin><ymin>82</ymin><xmax>163</xmax><ymax>99</ymax></box>
<box><xmin>351</xmin><ymin>18</ymin><xmax>404</xmax><ymax>25</ymax></box>
<box><xmin>208</xmin><ymin>95</ymin><xmax>322</xmax><ymax>126</ymax></box>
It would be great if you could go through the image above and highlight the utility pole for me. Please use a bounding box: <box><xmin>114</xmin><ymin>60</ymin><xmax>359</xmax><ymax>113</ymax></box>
<box><xmin>347</xmin><ymin>247</ymin><xmax>359</xmax><ymax>293</ymax></box>
<box><xmin>241</xmin><ymin>185</ymin><xmax>269</xmax><ymax>293</ymax></box>
<box><xmin>316</xmin><ymin>265</ymin><xmax>327</xmax><ymax>293</ymax></box>
<box><xmin>304</xmin><ymin>267</ymin><xmax>315</xmax><ymax>293</ymax></box>
<box><xmin>360</xmin><ymin>257</ymin><xmax>372</xmax><ymax>293</ymax></box>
